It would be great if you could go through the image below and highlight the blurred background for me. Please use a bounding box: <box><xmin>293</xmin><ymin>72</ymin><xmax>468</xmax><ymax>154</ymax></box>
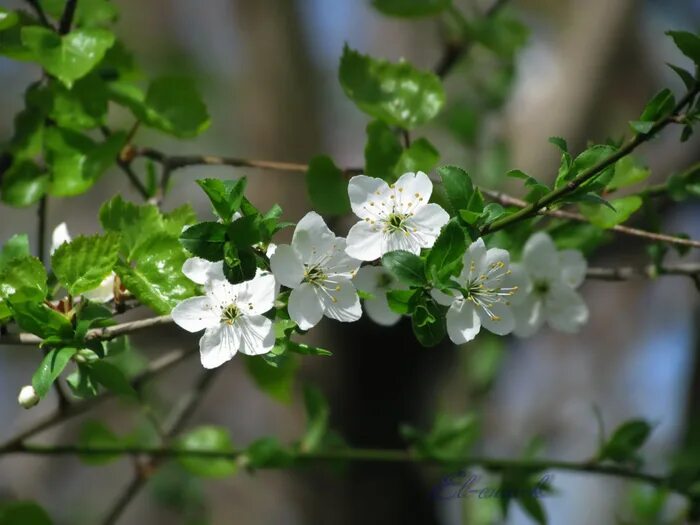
<box><xmin>1</xmin><ymin>0</ymin><xmax>700</xmax><ymax>524</ymax></box>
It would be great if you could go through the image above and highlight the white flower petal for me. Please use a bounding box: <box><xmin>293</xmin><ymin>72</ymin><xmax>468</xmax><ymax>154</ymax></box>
<box><xmin>236</xmin><ymin>315</ymin><xmax>275</xmax><ymax>356</ymax></box>
<box><xmin>394</xmin><ymin>171</ymin><xmax>433</xmax><ymax>214</ymax></box>
<box><xmin>51</xmin><ymin>222</ymin><xmax>71</xmax><ymax>255</ymax></box>
<box><xmin>292</xmin><ymin>211</ymin><xmax>336</xmax><ymax>265</ymax></box>
<box><xmin>522</xmin><ymin>232</ymin><xmax>559</xmax><ymax>280</ymax></box>
<box><xmin>512</xmin><ymin>295</ymin><xmax>545</xmax><ymax>337</ymax></box>
<box><xmin>477</xmin><ymin>301</ymin><xmax>515</xmax><ymax>336</ymax></box>
<box><xmin>559</xmin><ymin>249</ymin><xmax>587</xmax><ymax>288</ymax></box>
<box><xmin>478</xmin><ymin>246</ymin><xmax>511</xmax><ymax>289</ymax></box>
<box><xmin>346</xmin><ymin>220</ymin><xmax>385</xmax><ymax>261</ymax></box>
<box><xmin>235</xmin><ymin>272</ymin><xmax>277</xmax><ymax>315</ymax></box>
<box><xmin>385</xmin><ymin>229</ymin><xmax>422</xmax><ymax>254</ymax></box>
<box><xmin>430</xmin><ymin>288</ymin><xmax>457</xmax><ymax>306</ymax></box>
<box><xmin>505</xmin><ymin>263</ymin><xmax>531</xmax><ymax>306</ymax></box>
<box><xmin>324</xmin><ymin>237</ymin><xmax>361</xmax><ymax>278</ymax></box>
<box><xmin>348</xmin><ymin>175</ymin><xmax>391</xmax><ymax>220</ymax></box>
<box><xmin>172</xmin><ymin>296</ymin><xmax>220</xmax><ymax>332</ymax></box>
<box><xmin>459</xmin><ymin>238</ymin><xmax>487</xmax><ymax>283</ymax></box>
<box><xmin>288</xmin><ymin>282</ymin><xmax>324</xmax><ymax>330</ymax></box>
<box><xmin>365</xmin><ymin>293</ymin><xmax>401</xmax><ymax>326</ymax></box>
<box><xmin>446</xmin><ymin>300</ymin><xmax>481</xmax><ymax>344</ymax></box>
<box><xmin>205</xmin><ymin>278</ymin><xmax>242</xmax><ymax>310</ymax></box>
<box><xmin>83</xmin><ymin>274</ymin><xmax>115</xmax><ymax>303</ymax></box>
<box><xmin>544</xmin><ymin>282</ymin><xmax>589</xmax><ymax>333</ymax></box>
<box><xmin>199</xmin><ymin>324</ymin><xmax>239</xmax><ymax>369</ymax></box>
<box><xmin>270</xmin><ymin>244</ymin><xmax>305</xmax><ymax>288</ymax></box>
<box><xmin>405</xmin><ymin>203</ymin><xmax>449</xmax><ymax>246</ymax></box>
<box><xmin>182</xmin><ymin>257</ymin><xmax>225</xmax><ymax>285</ymax></box>
<box><xmin>319</xmin><ymin>277</ymin><xmax>361</xmax><ymax>323</ymax></box>
<box><xmin>265</xmin><ymin>243</ymin><xmax>277</xmax><ymax>258</ymax></box>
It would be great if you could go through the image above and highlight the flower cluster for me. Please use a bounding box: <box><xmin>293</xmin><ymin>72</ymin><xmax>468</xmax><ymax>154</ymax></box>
<box><xmin>171</xmin><ymin>171</ymin><xmax>590</xmax><ymax>368</ymax></box>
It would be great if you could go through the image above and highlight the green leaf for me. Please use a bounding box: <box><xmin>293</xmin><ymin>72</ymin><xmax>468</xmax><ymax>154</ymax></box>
<box><xmin>195</xmin><ymin>178</ymin><xmax>247</xmax><ymax>222</ymax></box>
<box><xmin>517</xmin><ymin>494</ymin><xmax>547</xmax><ymax>525</ymax></box>
<box><xmin>305</xmin><ymin>155</ymin><xmax>351</xmax><ymax>215</ymax></box>
<box><xmin>607</xmin><ymin>156</ymin><xmax>650</xmax><ymax>191</ymax></box>
<box><xmin>0</xmin><ymin>501</ymin><xmax>52</xmax><ymax>525</ymax></box>
<box><xmin>339</xmin><ymin>44</ymin><xmax>445</xmax><ymax>129</ymax></box>
<box><xmin>51</xmin><ymin>232</ymin><xmax>120</xmax><ymax>296</ymax></box>
<box><xmin>598</xmin><ymin>418</ymin><xmax>652</xmax><ymax>464</ymax></box>
<box><xmin>668</xmin><ymin>63</ymin><xmax>696</xmax><ymax>91</ymax></box>
<box><xmin>555</xmin><ymin>144</ymin><xmax>616</xmax><ymax>190</ymax></box>
<box><xmin>386</xmin><ymin>289</ymin><xmax>417</xmax><ymax>315</ymax></box>
<box><xmin>1</xmin><ymin>160</ymin><xmax>48</xmax><ymax>207</ymax></box>
<box><xmin>32</xmin><ymin>347</ymin><xmax>77</xmax><ymax>398</ymax></box>
<box><xmin>27</xmin><ymin>75</ymin><xmax>108</xmax><ymax>130</ymax></box>
<box><xmin>89</xmin><ymin>360</ymin><xmax>137</xmax><ymax>399</ymax></box>
<box><xmin>629</xmin><ymin>89</ymin><xmax>675</xmax><ymax>133</ymax></box>
<box><xmin>66</xmin><ymin>363</ymin><xmax>98</xmax><ymax>399</ymax></box>
<box><xmin>286</xmin><ymin>341</ymin><xmax>332</xmax><ymax>357</ymax></box>
<box><xmin>222</xmin><ymin>243</ymin><xmax>257</xmax><ymax>284</ymax></box>
<box><xmin>40</xmin><ymin>0</ymin><xmax>119</xmax><ymax>28</ymax></box>
<box><xmin>77</xmin><ymin>420</ymin><xmax>122</xmax><ymax>465</ymax></box>
<box><xmin>506</xmin><ymin>169</ymin><xmax>550</xmax><ymax>203</ymax></box>
<box><xmin>245</xmin><ymin>437</ymin><xmax>295</xmax><ymax>469</ymax></box>
<box><xmin>46</xmin><ymin>128</ymin><xmax>125</xmax><ymax>197</ymax></box>
<box><xmin>0</xmin><ymin>234</ymin><xmax>30</xmax><ymax>268</ymax></box>
<box><xmin>425</xmin><ymin>219</ymin><xmax>465</xmax><ymax>287</ymax></box>
<box><xmin>438</xmin><ymin>165</ymin><xmax>483</xmax><ymax>223</ymax></box>
<box><xmin>579</xmin><ymin>195</ymin><xmax>642</xmax><ymax>229</ymax></box>
<box><xmin>21</xmin><ymin>26</ymin><xmax>115</xmax><ymax>87</ymax></box>
<box><xmin>381</xmin><ymin>250</ymin><xmax>426</xmax><ymax>286</ymax></box>
<box><xmin>162</xmin><ymin>204</ymin><xmax>197</xmax><ymax>236</ymax></box>
<box><xmin>179</xmin><ymin>221</ymin><xmax>227</xmax><ymax>261</ymax></box>
<box><xmin>0</xmin><ymin>9</ymin><xmax>19</xmax><ymax>31</ymax></box>
<box><xmin>99</xmin><ymin>196</ymin><xmax>163</xmax><ymax>259</ymax></box>
<box><xmin>116</xmin><ymin>234</ymin><xmax>197</xmax><ymax>314</ymax></box>
<box><xmin>300</xmin><ymin>385</ymin><xmax>330</xmax><ymax>453</ymax></box>
<box><xmin>9</xmin><ymin>301</ymin><xmax>73</xmax><ymax>339</ymax></box>
<box><xmin>228</xmin><ymin>214</ymin><xmax>263</xmax><ymax>247</ymax></box>
<box><xmin>667</xmin><ymin>30</ymin><xmax>700</xmax><ymax>65</ymax></box>
<box><xmin>372</xmin><ymin>0</ymin><xmax>451</xmax><ymax>17</ymax></box>
<box><xmin>0</xmin><ymin>255</ymin><xmax>47</xmax><ymax>300</ymax></box>
<box><xmin>401</xmin><ymin>412</ymin><xmax>478</xmax><ymax>461</ymax></box>
<box><xmin>177</xmin><ymin>426</ymin><xmax>237</xmax><ymax>478</ymax></box>
<box><xmin>364</xmin><ymin>120</ymin><xmax>402</xmax><ymax>181</ymax></box>
<box><xmin>244</xmin><ymin>353</ymin><xmax>297</xmax><ymax>403</ymax></box>
<box><xmin>109</xmin><ymin>76</ymin><xmax>210</xmax><ymax>138</ymax></box>
<box><xmin>411</xmin><ymin>295</ymin><xmax>446</xmax><ymax>347</ymax></box>
<box><xmin>395</xmin><ymin>138</ymin><xmax>439</xmax><ymax>174</ymax></box>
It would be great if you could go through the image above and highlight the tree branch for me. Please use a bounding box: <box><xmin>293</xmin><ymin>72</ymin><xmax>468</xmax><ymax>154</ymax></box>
<box><xmin>22</xmin><ymin>0</ymin><xmax>54</xmax><ymax>29</ymax></box>
<box><xmin>0</xmin><ymin>442</ymin><xmax>689</xmax><ymax>498</ymax></box>
<box><xmin>480</xmin><ymin>83</ymin><xmax>700</xmax><ymax>235</ymax></box>
<box><xmin>58</xmin><ymin>0</ymin><xmax>78</xmax><ymax>34</ymax></box>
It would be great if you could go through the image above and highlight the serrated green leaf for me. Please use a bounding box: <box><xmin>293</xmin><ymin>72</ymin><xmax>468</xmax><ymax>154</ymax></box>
<box><xmin>372</xmin><ymin>0</ymin><xmax>450</xmax><ymax>17</ymax></box>
<box><xmin>305</xmin><ymin>155</ymin><xmax>351</xmax><ymax>215</ymax></box>
<box><xmin>116</xmin><ymin>234</ymin><xmax>197</xmax><ymax>314</ymax></box>
<box><xmin>27</xmin><ymin>75</ymin><xmax>108</xmax><ymax>130</ymax></box>
<box><xmin>425</xmin><ymin>219</ymin><xmax>465</xmax><ymax>287</ymax></box>
<box><xmin>381</xmin><ymin>250</ymin><xmax>426</xmax><ymax>286</ymax></box>
<box><xmin>177</xmin><ymin>426</ymin><xmax>237</xmax><ymax>478</ymax></box>
<box><xmin>195</xmin><ymin>178</ymin><xmax>247</xmax><ymax>222</ymax></box>
<box><xmin>395</xmin><ymin>137</ymin><xmax>439</xmax><ymax>174</ymax></box>
<box><xmin>99</xmin><ymin>196</ymin><xmax>163</xmax><ymax>259</ymax></box>
<box><xmin>339</xmin><ymin>44</ymin><xmax>445</xmax><ymax>129</ymax></box>
<box><xmin>32</xmin><ymin>347</ymin><xmax>76</xmax><ymax>397</ymax></box>
<box><xmin>51</xmin><ymin>232</ymin><xmax>120</xmax><ymax>296</ymax></box>
<box><xmin>0</xmin><ymin>234</ymin><xmax>30</xmax><ymax>268</ymax></box>
<box><xmin>9</xmin><ymin>301</ymin><xmax>73</xmax><ymax>339</ymax></box>
<box><xmin>0</xmin><ymin>255</ymin><xmax>48</xmax><ymax>303</ymax></box>
<box><xmin>364</xmin><ymin>120</ymin><xmax>402</xmax><ymax>181</ymax></box>
<box><xmin>438</xmin><ymin>165</ymin><xmax>483</xmax><ymax>223</ymax></box>
<box><xmin>228</xmin><ymin>214</ymin><xmax>263</xmax><ymax>247</ymax></box>
<box><xmin>555</xmin><ymin>144</ymin><xmax>616</xmax><ymax>189</ymax></box>
<box><xmin>579</xmin><ymin>195</ymin><xmax>642</xmax><ymax>228</ymax></box>
<box><xmin>1</xmin><ymin>160</ymin><xmax>48</xmax><ymax>207</ymax></box>
<box><xmin>21</xmin><ymin>26</ymin><xmax>115</xmax><ymax>87</ymax></box>
<box><xmin>607</xmin><ymin>156</ymin><xmax>650</xmax><ymax>191</ymax></box>
<box><xmin>179</xmin><ymin>221</ymin><xmax>227</xmax><ymax>261</ymax></box>
<box><xmin>162</xmin><ymin>204</ymin><xmax>197</xmax><ymax>236</ymax></box>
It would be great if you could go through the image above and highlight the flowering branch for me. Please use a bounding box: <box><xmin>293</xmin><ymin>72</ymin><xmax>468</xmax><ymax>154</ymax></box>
<box><xmin>0</xmin><ymin>442</ymin><xmax>688</xmax><ymax>498</ymax></box>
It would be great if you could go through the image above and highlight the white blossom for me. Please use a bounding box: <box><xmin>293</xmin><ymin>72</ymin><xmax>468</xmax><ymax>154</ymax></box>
<box><xmin>172</xmin><ymin>270</ymin><xmax>277</xmax><ymax>369</ymax></box>
<box><xmin>345</xmin><ymin>171</ymin><xmax>450</xmax><ymax>261</ymax></box>
<box><xmin>270</xmin><ymin>211</ymin><xmax>361</xmax><ymax>330</ymax></box>
<box><xmin>18</xmin><ymin>385</ymin><xmax>39</xmax><ymax>409</ymax></box>
<box><xmin>510</xmin><ymin>232</ymin><xmax>589</xmax><ymax>337</ymax></box>
<box><xmin>353</xmin><ymin>266</ymin><xmax>404</xmax><ymax>326</ymax></box>
<box><xmin>431</xmin><ymin>238</ymin><xmax>523</xmax><ymax>344</ymax></box>
<box><xmin>50</xmin><ymin>223</ymin><xmax>115</xmax><ymax>303</ymax></box>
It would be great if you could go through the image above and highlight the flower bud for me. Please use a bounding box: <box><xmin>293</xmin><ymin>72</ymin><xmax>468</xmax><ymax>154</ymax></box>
<box><xmin>18</xmin><ymin>385</ymin><xmax>39</xmax><ymax>409</ymax></box>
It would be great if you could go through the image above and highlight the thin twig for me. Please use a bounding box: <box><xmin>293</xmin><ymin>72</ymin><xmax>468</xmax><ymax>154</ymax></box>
<box><xmin>0</xmin><ymin>347</ymin><xmax>197</xmax><ymax>452</ymax></box>
<box><xmin>0</xmin><ymin>442</ymin><xmax>689</xmax><ymax>498</ymax></box>
<box><xmin>58</xmin><ymin>0</ymin><xmax>78</xmax><ymax>34</ymax></box>
<box><xmin>22</xmin><ymin>0</ymin><xmax>54</xmax><ymax>29</ymax></box>
<box><xmin>481</xmin><ymin>83</ymin><xmax>700</xmax><ymax>235</ymax></box>
<box><xmin>102</xmin><ymin>369</ymin><xmax>220</xmax><ymax>525</ymax></box>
